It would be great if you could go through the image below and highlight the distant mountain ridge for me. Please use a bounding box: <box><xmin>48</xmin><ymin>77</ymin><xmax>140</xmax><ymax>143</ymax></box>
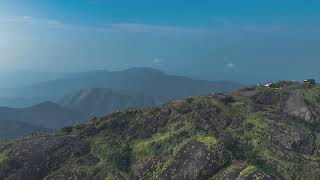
<box><xmin>0</xmin><ymin>101</ymin><xmax>88</xmax><ymax>130</ymax></box>
<box><xmin>0</xmin><ymin>120</ymin><xmax>47</xmax><ymax>139</ymax></box>
<box><xmin>8</xmin><ymin>67</ymin><xmax>242</xmax><ymax>102</ymax></box>
<box><xmin>59</xmin><ymin>88</ymin><xmax>156</xmax><ymax>117</ymax></box>
<box><xmin>0</xmin><ymin>68</ymin><xmax>242</xmax><ymax>139</ymax></box>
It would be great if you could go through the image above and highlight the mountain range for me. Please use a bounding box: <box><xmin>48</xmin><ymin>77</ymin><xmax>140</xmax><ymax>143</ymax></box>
<box><xmin>59</xmin><ymin>88</ymin><xmax>156</xmax><ymax>117</ymax></box>
<box><xmin>0</xmin><ymin>68</ymin><xmax>242</xmax><ymax>139</ymax></box>
<box><xmin>0</xmin><ymin>120</ymin><xmax>47</xmax><ymax>139</ymax></box>
<box><xmin>0</xmin><ymin>67</ymin><xmax>241</xmax><ymax>104</ymax></box>
<box><xmin>0</xmin><ymin>81</ymin><xmax>319</xmax><ymax>179</ymax></box>
<box><xmin>0</xmin><ymin>102</ymin><xmax>87</xmax><ymax>130</ymax></box>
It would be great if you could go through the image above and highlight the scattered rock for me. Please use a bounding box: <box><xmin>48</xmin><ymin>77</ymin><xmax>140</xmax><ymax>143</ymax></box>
<box><xmin>3</xmin><ymin>136</ymin><xmax>91</xmax><ymax>180</ymax></box>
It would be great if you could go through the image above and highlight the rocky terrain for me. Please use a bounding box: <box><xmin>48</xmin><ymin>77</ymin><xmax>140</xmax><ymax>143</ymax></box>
<box><xmin>0</xmin><ymin>81</ymin><xmax>320</xmax><ymax>179</ymax></box>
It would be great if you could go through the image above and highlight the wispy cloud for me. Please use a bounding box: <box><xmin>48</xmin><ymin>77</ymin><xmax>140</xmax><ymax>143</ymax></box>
<box><xmin>0</xmin><ymin>16</ymin><xmax>106</xmax><ymax>32</ymax></box>
<box><xmin>209</xmin><ymin>17</ymin><xmax>282</xmax><ymax>33</ymax></box>
<box><xmin>0</xmin><ymin>15</ymin><xmax>284</xmax><ymax>35</ymax></box>
<box><xmin>0</xmin><ymin>16</ymin><xmax>206</xmax><ymax>34</ymax></box>
<box><xmin>104</xmin><ymin>23</ymin><xmax>188</xmax><ymax>32</ymax></box>
<box><xmin>103</xmin><ymin>23</ymin><xmax>210</xmax><ymax>33</ymax></box>
<box><xmin>0</xmin><ymin>16</ymin><xmax>67</xmax><ymax>29</ymax></box>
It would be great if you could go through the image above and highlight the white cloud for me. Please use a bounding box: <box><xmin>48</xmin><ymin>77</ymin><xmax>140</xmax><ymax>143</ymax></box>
<box><xmin>226</xmin><ymin>62</ymin><xmax>235</xmax><ymax>69</ymax></box>
<box><xmin>0</xmin><ymin>16</ymin><xmax>206</xmax><ymax>34</ymax></box>
<box><xmin>153</xmin><ymin>58</ymin><xmax>165</xmax><ymax>65</ymax></box>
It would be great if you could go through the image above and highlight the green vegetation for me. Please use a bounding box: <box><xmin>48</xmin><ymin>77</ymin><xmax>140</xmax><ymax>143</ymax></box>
<box><xmin>273</xmin><ymin>80</ymin><xmax>295</xmax><ymax>88</ymax></box>
<box><xmin>196</xmin><ymin>135</ymin><xmax>218</xmax><ymax>148</ymax></box>
<box><xmin>0</xmin><ymin>153</ymin><xmax>13</xmax><ymax>176</ymax></box>
<box><xmin>303</xmin><ymin>86</ymin><xmax>320</xmax><ymax>111</ymax></box>
<box><xmin>236</xmin><ymin>165</ymin><xmax>261</xmax><ymax>180</ymax></box>
<box><xmin>0</xmin><ymin>83</ymin><xmax>320</xmax><ymax>179</ymax></box>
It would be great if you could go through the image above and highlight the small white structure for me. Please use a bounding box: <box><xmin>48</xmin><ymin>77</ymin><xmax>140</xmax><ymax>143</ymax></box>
<box><xmin>304</xmin><ymin>79</ymin><xmax>316</xmax><ymax>86</ymax></box>
<box><xmin>264</xmin><ymin>82</ymin><xmax>274</xmax><ymax>88</ymax></box>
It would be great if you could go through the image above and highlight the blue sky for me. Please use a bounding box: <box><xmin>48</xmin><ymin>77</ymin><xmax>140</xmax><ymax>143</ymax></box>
<box><xmin>0</xmin><ymin>0</ymin><xmax>320</xmax><ymax>83</ymax></box>
<box><xmin>2</xmin><ymin>0</ymin><xmax>320</xmax><ymax>26</ymax></box>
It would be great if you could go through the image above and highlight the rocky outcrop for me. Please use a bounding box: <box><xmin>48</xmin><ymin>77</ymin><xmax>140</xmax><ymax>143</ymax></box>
<box><xmin>283</xmin><ymin>93</ymin><xmax>320</xmax><ymax>124</ymax></box>
<box><xmin>162</xmin><ymin>141</ymin><xmax>230</xmax><ymax>180</ymax></box>
<box><xmin>1</xmin><ymin>136</ymin><xmax>94</xmax><ymax>180</ymax></box>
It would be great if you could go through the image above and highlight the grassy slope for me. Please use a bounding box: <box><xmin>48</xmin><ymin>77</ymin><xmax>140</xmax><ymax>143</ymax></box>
<box><xmin>1</xmin><ymin>81</ymin><xmax>320</xmax><ymax>179</ymax></box>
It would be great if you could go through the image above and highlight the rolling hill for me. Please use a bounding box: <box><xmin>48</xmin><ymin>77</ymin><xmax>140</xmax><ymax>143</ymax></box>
<box><xmin>0</xmin><ymin>81</ymin><xmax>319</xmax><ymax>179</ymax></box>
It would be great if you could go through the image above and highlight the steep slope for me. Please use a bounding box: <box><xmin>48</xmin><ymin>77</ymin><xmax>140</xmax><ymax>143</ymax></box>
<box><xmin>15</xmin><ymin>67</ymin><xmax>242</xmax><ymax>102</ymax></box>
<box><xmin>59</xmin><ymin>88</ymin><xmax>156</xmax><ymax>117</ymax></box>
<box><xmin>0</xmin><ymin>102</ymin><xmax>88</xmax><ymax>130</ymax></box>
<box><xmin>1</xmin><ymin>81</ymin><xmax>319</xmax><ymax>179</ymax></box>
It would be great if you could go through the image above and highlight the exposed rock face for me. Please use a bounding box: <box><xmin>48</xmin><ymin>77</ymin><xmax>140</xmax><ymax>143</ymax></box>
<box><xmin>267</xmin><ymin>121</ymin><xmax>317</xmax><ymax>157</ymax></box>
<box><xmin>2</xmin><ymin>136</ymin><xmax>93</xmax><ymax>180</ymax></box>
<box><xmin>283</xmin><ymin>93</ymin><xmax>320</xmax><ymax>124</ymax></box>
<box><xmin>253</xmin><ymin>90</ymin><xmax>281</xmax><ymax>105</ymax></box>
<box><xmin>162</xmin><ymin>141</ymin><xmax>230</xmax><ymax>180</ymax></box>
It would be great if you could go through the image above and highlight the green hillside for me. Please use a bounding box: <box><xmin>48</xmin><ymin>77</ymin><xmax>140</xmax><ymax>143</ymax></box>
<box><xmin>1</xmin><ymin>81</ymin><xmax>319</xmax><ymax>180</ymax></box>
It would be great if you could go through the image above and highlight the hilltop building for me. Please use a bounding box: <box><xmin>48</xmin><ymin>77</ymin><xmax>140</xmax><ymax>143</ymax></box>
<box><xmin>304</xmin><ymin>79</ymin><xmax>316</xmax><ymax>87</ymax></box>
<box><xmin>264</xmin><ymin>82</ymin><xmax>274</xmax><ymax>88</ymax></box>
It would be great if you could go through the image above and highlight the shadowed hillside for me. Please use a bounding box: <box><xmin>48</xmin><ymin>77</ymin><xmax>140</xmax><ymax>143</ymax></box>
<box><xmin>0</xmin><ymin>102</ymin><xmax>88</xmax><ymax>130</ymax></box>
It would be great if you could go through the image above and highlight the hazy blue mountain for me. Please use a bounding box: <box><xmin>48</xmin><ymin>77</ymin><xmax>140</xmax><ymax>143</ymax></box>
<box><xmin>0</xmin><ymin>71</ymin><xmax>70</xmax><ymax>107</ymax></box>
<box><xmin>15</xmin><ymin>67</ymin><xmax>242</xmax><ymax>102</ymax></box>
<box><xmin>0</xmin><ymin>97</ymin><xmax>44</xmax><ymax>108</ymax></box>
<box><xmin>0</xmin><ymin>101</ymin><xmax>88</xmax><ymax>129</ymax></box>
<box><xmin>0</xmin><ymin>68</ymin><xmax>241</xmax><ymax>139</ymax></box>
<box><xmin>0</xmin><ymin>71</ymin><xmax>67</xmax><ymax>89</ymax></box>
<box><xmin>0</xmin><ymin>120</ymin><xmax>47</xmax><ymax>139</ymax></box>
<box><xmin>59</xmin><ymin>88</ymin><xmax>156</xmax><ymax>117</ymax></box>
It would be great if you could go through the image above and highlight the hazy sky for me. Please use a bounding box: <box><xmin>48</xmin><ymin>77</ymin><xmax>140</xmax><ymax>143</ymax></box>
<box><xmin>0</xmin><ymin>0</ymin><xmax>320</xmax><ymax>83</ymax></box>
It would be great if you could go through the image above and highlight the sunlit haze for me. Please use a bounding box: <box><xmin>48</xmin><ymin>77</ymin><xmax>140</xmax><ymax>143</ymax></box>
<box><xmin>0</xmin><ymin>1</ymin><xmax>319</xmax><ymax>83</ymax></box>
